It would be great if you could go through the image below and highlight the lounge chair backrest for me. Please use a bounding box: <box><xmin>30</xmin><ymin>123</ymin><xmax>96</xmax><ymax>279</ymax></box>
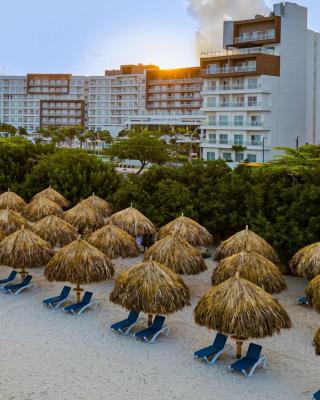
<box><xmin>82</xmin><ymin>291</ymin><xmax>93</xmax><ymax>303</ymax></box>
<box><xmin>61</xmin><ymin>286</ymin><xmax>71</xmax><ymax>298</ymax></box>
<box><xmin>128</xmin><ymin>310</ymin><xmax>139</xmax><ymax>322</ymax></box>
<box><xmin>152</xmin><ymin>315</ymin><xmax>165</xmax><ymax>329</ymax></box>
<box><xmin>213</xmin><ymin>333</ymin><xmax>228</xmax><ymax>350</ymax></box>
<box><xmin>8</xmin><ymin>271</ymin><xmax>17</xmax><ymax>280</ymax></box>
<box><xmin>22</xmin><ymin>275</ymin><xmax>32</xmax><ymax>285</ymax></box>
<box><xmin>246</xmin><ymin>343</ymin><xmax>262</xmax><ymax>361</ymax></box>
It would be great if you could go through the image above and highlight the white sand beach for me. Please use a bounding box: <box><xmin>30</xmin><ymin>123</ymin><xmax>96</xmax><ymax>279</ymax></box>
<box><xmin>0</xmin><ymin>256</ymin><xmax>319</xmax><ymax>400</ymax></box>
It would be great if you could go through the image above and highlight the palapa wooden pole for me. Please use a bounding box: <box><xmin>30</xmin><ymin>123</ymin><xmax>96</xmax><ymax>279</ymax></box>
<box><xmin>235</xmin><ymin>339</ymin><xmax>243</xmax><ymax>359</ymax></box>
<box><xmin>148</xmin><ymin>314</ymin><xmax>153</xmax><ymax>327</ymax></box>
<box><xmin>74</xmin><ymin>282</ymin><xmax>84</xmax><ymax>303</ymax></box>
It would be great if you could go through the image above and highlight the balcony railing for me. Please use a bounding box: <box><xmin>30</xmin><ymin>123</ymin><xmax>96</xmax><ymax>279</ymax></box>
<box><xmin>206</xmin><ymin>120</ymin><xmax>265</xmax><ymax>128</ymax></box>
<box><xmin>204</xmin><ymin>101</ymin><xmax>264</xmax><ymax>108</ymax></box>
<box><xmin>234</xmin><ymin>30</ymin><xmax>276</xmax><ymax>44</ymax></box>
<box><xmin>202</xmin><ymin>83</ymin><xmax>262</xmax><ymax>92</ymax></box>
<box><xmin>201</xmin><ymin>46</ymin><xmax>278</xmax><ymax>58</ymax></box>
<box><xmin>202</xmin><ymin>65</ymin><xmax>256</xmax><ymax>75</ymax></box>
<box><xmin>202</xmin><ymin>139</ymin><xmax>263</xmax><ymax>146</ymax></box>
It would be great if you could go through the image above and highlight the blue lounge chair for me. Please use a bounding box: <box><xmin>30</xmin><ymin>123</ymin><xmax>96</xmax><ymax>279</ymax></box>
<box><xmin>313</xmin><ymin>390</ymin><xmax>320</xmax><ymax>399</ymax></box>
<box><xmin>43</xmin><ymin>286</ymin><xmax>71</xmax><ymax>309</ymax></box>
<box><xmin>228</xmin><ymin>343</ymin><xmax>267</xmax><ymax>377</ymax></box>
<box><xmin>297</xmin><ymin>296</ymin><xmax>310</xmax><ymax>306</ymax></box>
<box><xmin>193</xmin><ymin>333</ymin><xmax>228</xmax><ymax>365</ymax></box>
<box><xmin>63</xmin><ymin>291</ymin><xmax>98</xmax><ymax>315</ymax></box>
<box><xmin>0</xmin><ymin>271</ymin><xmax>17</xmax><ymax>289</ymax></box>
<box><xmin>134</xmin><ymin>315</ymin><xmax>169</xmax><ymax>343</ymax></box>
<box><xmin>4</xmin><ymin>275</ymin><xmax>36</xmax><ymax>295</ymax></box>
<box><xmin>111</xmin><ymin>310</ymin><xmax>140</xmax><ymax>335</ymax></box>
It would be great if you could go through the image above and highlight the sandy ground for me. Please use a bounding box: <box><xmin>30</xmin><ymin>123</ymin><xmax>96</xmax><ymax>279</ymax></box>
<box><xmin>0</xmin><ymin>255</ymin><xmax>319</xmax><ymax>400</ymax></box>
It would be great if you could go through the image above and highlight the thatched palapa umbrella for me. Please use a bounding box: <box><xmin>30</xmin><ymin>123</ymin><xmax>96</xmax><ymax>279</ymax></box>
<box><xmin>144</xmin><ymin>234</ymin><xmax>207</xmax><ymax>275</ymax></box>
<box><xmin>0</xmin><ymin>229</ymin><xmax>5</xmax><ymax>242</ymax></box>
<box><xmin>194</xmin><ymin>273</ymin><xmax>292</xmax><ymax>358</ymax></box>
<box><xmin>45</xmin><ymin>238</ymin><xmax>114</xmax><ymax>302</ymax></box>
<box><xmin>292</xmin><ymin>244</ymin><xmax>320</xmax><ymax>281</ymax></box>
<box><xmin>212</xmin><ymin>251</ymin><xmax>287</xmax><ymax>294</ymax></box>
<box><xmin>32</xmin><ymin>185</ymin><xmax>69</xmax><ymax>208</ymax></box>
<box><xmin>110</xmin><ymin>258</ymin><xmax>190</xmax><ymax>325</ymax></box>
<box><xmin>110</xmin><ymin>205</ymin><xmax>156</xmax><ymax>237</ymax></box>
<box><xmin>157</xmin><ymin>214</ymin><xmax>212</xmax><ymax>247</ymax></box>
<box><xmin>215</xmin><ymin>226</ymin><xmax>280</xmax><ymax>265</ymax></box>
<box><xmin>23</xmin><ymin>196</ymin><xmax>63</xmax><ymax>222</ymax></box>
<box><xmin>83</xmin><ymin>193</ymin><xmax>112</xmax><ymax>218</ymax></box>
<box><xmin>0</xmin><ymin>207</ymin><xmax>30</xmax><ymax>235</ymax></box>
<box><xmin>306</xmin><ymin>275</ymin><xmax>320</xmax><ymax>313</ymax></box>
<box><xmin>314</xmin><ymin>327</ymin><xmax>320</xmax><ymax>356</ymax></box>
<box><xmin>0</xmin><ymin>225</ymin><xmax>54</xmax><ymax>277</ymax></box>
<box><xmin>0</xmin><ymin>189</ymin><xmax>26</xmax><ymax>212</ymax></box>
<box><xmin>87</xmin><ymin>221</ymin><xmax>139</xmax><ymax>259</ymax></box>
<box><xmin>63</xmin><ymin>201</ymin><xmax>104</xmax><ymax>234</ymax></box>
<box><xmin>289</xmin><ymin>243</ymin><xmax>320</xmax><ymax>275</ymax></box>
<box><xmin>32</xmin><ymin>215</ymin><xmax>78</xmax><ymax>248</ymax></box>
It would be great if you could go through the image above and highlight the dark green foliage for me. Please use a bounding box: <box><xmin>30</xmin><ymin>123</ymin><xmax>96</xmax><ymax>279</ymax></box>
<box><xmin>2</xmin><ymin>138</ymin><xmax>320</xmax><ymax>266</ymax></box>
<box><xmin>22</xmin><ymin>149</ymin><xmax>122</xmax><ymax>204</ymax></box>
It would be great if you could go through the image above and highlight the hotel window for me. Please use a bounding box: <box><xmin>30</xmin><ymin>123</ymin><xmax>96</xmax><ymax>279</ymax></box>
<box><xmin>222</xmin><ymin>152</ymin><xmax>232</xmax><ymax>161</ymax></box>
<box><xmin>219</xmin><ymin>134</ymin><xmax>228</xmax><ymax>144</ymax></box>
<box><xmin>219</xmin><ymin>115</ymin><xmax>228</xmax><ymax>126</ymax></box>
<box><xmin>250</xmin><ymin>115</ymin><xmax>261</xmax><ymax>126</ymax></box>
<box><xmin>248</xmin><ymin>78</ymin><xmax>258</xmax><ymax>89</ymax></box>
<box><xmin>234</xmin><ymin>115</ymin><xmax>244</xmax><ymax>126</ymax></box>
<box><xmin>234</xmin><ymin>134</ymin><xmax>243</xmax><ymax>145</ymax></box>
<box><xmin>234</xmin><ymin>78</ymin><xmax>244</xmax><ymax>89</ymax></box>
<box><xmin>235</xmin><ymin>152</ymin><xmax>244</xmax><ymax>162</ymax></box>
<box><xmin>207</xmin><ymin>152</ymin><xmax>215</xmax><ymax>161</ymax></box>
<box><xmin>251</xmin><ymin>135</ymin><xmax>261</xmax><ymax>145</ymax></box>
<box><xmin>208</xmin><ymin>133</ymin><xmax>216</xmax><ymax>144</ymax></box>
<box><xmin>248</xmin><ymin>96</ymin><xmax>257</xmax><ymax>106</ymax></box>
<box><xmin>247</xmin><ymin>154</ymin><xmax>257</xmax><ymax>162</ymax></box>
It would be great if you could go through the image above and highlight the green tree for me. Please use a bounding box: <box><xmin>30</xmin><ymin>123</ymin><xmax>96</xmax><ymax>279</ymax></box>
<box><xmin>23</xmin><ymin>149</ymin><xmax>122</xmax><ymax>204</ymax></box>
<box><xmin>0</xmin><ymin>123</ymin><xmax>17</xmax><ymax>135</ymax></box>
<box><xmin>106</xmin><ymin>133</ymin><xmax>171</xmax><ymax>174</ymax></box>
<box><xmin>232</xmin><ymin>144</ymin><xmax>247</xmax><ymax>162</ymax></box>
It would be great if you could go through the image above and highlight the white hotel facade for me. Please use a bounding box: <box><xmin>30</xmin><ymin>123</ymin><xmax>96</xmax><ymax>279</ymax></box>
<box><xmin>0</xmin><ymin>2</ymin><xmax>319</xmax><ymax>162</ymax></box>
<box><xmin>200</xmin><ymin>2</ymin><xmax>320</xmax><ymax>162</ymax></box>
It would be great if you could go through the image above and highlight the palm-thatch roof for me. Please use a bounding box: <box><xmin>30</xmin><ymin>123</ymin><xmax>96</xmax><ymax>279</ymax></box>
<box><xmin>32</xmin><ymin>185</ymin><xmax>69</xmax><ymax>208</ymax></box>
<box><xmin>211</xmin><ymin>251</ymin><xmax>287</xmax><ymax>294</ymax></box>
<box><xmin>314</xmin><ymin>327</ymin><xmax>320</xmax><ymax>356</ymax></box>
<box><xmin>44</xmin><ymin>238</ymin><xmax>114</xmax><ymax>284</ymax></box>
<box><xmin>0</xmin><ymin>207</ymin><xmax>30</xmax><ymax>235</ymax></box>
<box><xmin>32</xmin><ymin>215</ymin><xmax>78</xmax><ymax>248</ymax></box>
<box><xmin>144</xmin><ymin>234</ymin><xmax>207</xmax><ymax>275</ymax></box>
<box><xmin>0</xmin><ymin>189</ymin><xmax>26</xmax><ymax>212</ymax></box>
<box><xmin>63</xmin><ymin>201</ymin><xmax>104</xmax><ymax>234</ymax></box>
<box><xmin>157</xmin><ymin>215</ymin><xmax>212</xmax><ymax>246</ymax></box>
<box><xmin>306</xmin><ymin>275</ymin><xmax>320</xmax><ymax>313</ymax></box>
<box><xmin>215</xmin><ymin>227</ymin><xmax>280</xmax><ymax>265</ymax></box>
<box><xmin>110</xmin><ymin>259</ymin><xmax>190</xmax><ymax>314</ymax></box>
<box><xmin>289</xmin><ymin>243</ymin><xmax>320</xmax><ymax>275</ymax></box>
<box><xmin>0</xmin><ymin>229</ymin><xmax>5</xmax><ymax>242</ymax></box>
<box><xmin>82</xmin><ymin>193</ymin><xmax>112</xmax><ymax>218</ymax></box>
<box><xmin>110</xmin><ymin>206</ymin><xmax>156</xmax><ymax>237</ymax></box>
<box><xmin>23</xmin><ymin>196</ymin><xmax>63</xmax><ymax>222</ymax></box>
<box><xmin>194</xmin><ymin>274</ymin><xmax>292</xmax><ymax>340</ymax></box>
<box><xmin>0</xmin><ymin>226</ymin><xmax>54</xmax><ymax>273</ymax></box>
<box><xmin>293</xmin><ymin>245</ymin><xmax>320</xmax><ymax>280</ymax></box>
<box><xmin>87</xmin><ymin>222</ymin><xmax>139</xmax><ymax>259</ymax></box>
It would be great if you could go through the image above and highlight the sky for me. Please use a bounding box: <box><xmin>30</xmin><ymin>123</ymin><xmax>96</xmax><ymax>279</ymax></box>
<box><xmin>0</xmin><ymin>0</ymin><xmax>319</xmax><ymax>75</ymax></box>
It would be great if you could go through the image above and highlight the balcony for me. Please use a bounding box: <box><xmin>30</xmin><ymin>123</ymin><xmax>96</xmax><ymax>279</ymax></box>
<box><xmin>202</xmin><ymin>101</ymin><xmax>270</xmax><ymax>111</ymax></box>
<box><xmin>202</xmin><ymin>65</ymin><xmax>256</xmax><ymax>75</ymax></box>
<box><xmin>202</xmin><ymin>83</ymin><xmax>268</xmax><ymax>93</ymax></box>
<box><xmin>201</xmin><ymin>46</ymin><xmax>278</xmax><ymax>58</ymax></box>
<box><xmin>234</xmin><ymin>29</ymin><xmax>276</xmax><ymax>44</ymax></box>
<box><xmin>203</xmin><ymin>120</ymin><xmax>269</xmax><ymax>130</ymax></box>
<box><xmin>200</xmin><ymin>139</ymin><xmax>270</xmax><ymax>148</ymax></box>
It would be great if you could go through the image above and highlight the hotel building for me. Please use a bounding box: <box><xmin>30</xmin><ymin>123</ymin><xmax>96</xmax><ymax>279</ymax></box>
<box><xmin>200</xmin><ymin>2</ymin><xmax>320</xmax><ymax>162</ymax></box>
<box><xmin>0</xmin><ymin>2</ymin><xmax>319</xmax><ymax>159</ymax></box>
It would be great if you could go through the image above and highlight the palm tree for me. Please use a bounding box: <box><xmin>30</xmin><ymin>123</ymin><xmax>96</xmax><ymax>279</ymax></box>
<box><xmin>231</xmin><ymin>145</ymin><xmax>247</xmax><ymax>163</ymax></box>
